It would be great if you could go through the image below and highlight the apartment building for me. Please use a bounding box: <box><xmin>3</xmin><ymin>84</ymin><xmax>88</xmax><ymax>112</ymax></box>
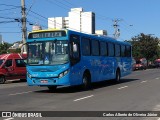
<box><xmin>48</xmin><ymin>8</ymin><xmax>95</xmax><ymax>34</ymax></box>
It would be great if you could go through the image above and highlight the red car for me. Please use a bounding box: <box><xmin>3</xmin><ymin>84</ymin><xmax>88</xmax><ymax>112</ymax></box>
<box><xmin>155</xmin><ymin>59</ymin><xmax>160</xmax><ymax>68</ymax></box>
<box><xmin>0</xmin><ymin>53</ymin><xmax>26</xmax><ymax>84</ymax></box>
<box><xmin>135</xmin><ymin>58</ymin><xmax>147</xmax><ymax>70</ymax></box>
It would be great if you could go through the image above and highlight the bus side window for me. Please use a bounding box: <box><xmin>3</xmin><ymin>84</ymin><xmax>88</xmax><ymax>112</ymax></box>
<box><xmin>121</xmin><ymin>45</ymin><xmax>125</xmax><ymax>57</ymax></box>
<box><xmin>91</xmin><ymin>40</ymin><xmax>99</xmax><ymax>56</ymax></box>
<box><xmin>82</xmin><ymin>37</ymin><xmax>90</xmax><ymax>56</ymax></box>
<box><xmin>100</xmin><ymin>41</ymin><xmax>107</xmax><ymax>56</ymax></box>
<box><xmin>108</xmin><ymin>43</ymin><xmax>115</xmax><ymax>57</ymax></box>
<box><xmin>125</xmin><ymin>46</ymin><xmax>131</xmax><ymax>57</ymax></box>
<box><xmin>115</xmin><ymin>44</ymin><xmax>121</xmax><ymax>57</ymax></box>
<box><xmin>70</xmin><ymin>34</ymin><xmax>80</xmax><ymax>65</ymax></box>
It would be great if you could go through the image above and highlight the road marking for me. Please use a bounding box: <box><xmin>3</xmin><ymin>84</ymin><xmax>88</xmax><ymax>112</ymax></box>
<box><xmin>140</xmin><ymin>80</ymin><xmax>147</xmax><ymax>83</ymax></box>
<box><xmin>3</xmin><ymin>118</ymin><xmax>14</xmax><ymax>120</ymax></box>
<box><xmin>74</xmin><ymin>95</ymin><xmax>94</xmax><ymax>102</ymax></box>
<box><xmin>117</xmin><ymin>86</ymin><xmax>128</xmax><ymax>90</ymax></box>
<box><xmin>9</xmin><ymin>91</ymin><xmax>33</xmax><ymax>96</ymax></box>
<box><xmin>153</xmin><ymin>104</ymin><xmax>160</xmax><ymax>111</ymax></box>
<box><xmin>156</xmin><ymin>78</ymin><xmax>160</xmax><ymax>79</ymax></box>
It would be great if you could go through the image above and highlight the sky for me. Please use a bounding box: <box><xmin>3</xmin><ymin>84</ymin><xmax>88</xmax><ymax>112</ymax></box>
<box><xmin>0</xmin><ymin>0</ymin><xmax>160</xmax><ymax>43</ymax></box>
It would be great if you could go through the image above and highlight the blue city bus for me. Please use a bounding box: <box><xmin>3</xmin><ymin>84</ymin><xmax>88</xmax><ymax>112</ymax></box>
<box><xmin>26</xmin><ymin>29</ymin><xmax>132</xmax><ymax>90</ymax></box>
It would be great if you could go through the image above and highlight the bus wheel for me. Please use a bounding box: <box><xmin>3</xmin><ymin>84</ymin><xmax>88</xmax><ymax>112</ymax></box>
<box><xmin>82</xmin><ymin>73</ymin><xmax>91</xmax><ymax>90</ymax></box>
<box><xmin>0</xmin><ymin>76</ymin><xmax>5</xmax><ymax>84</ymax></box>
<box><xmin>48</xmin><ymin>86</ymin><xmax>57</xmax><ymax>91</ymax></box>
<box><xmin>115</xmin><ymin>69</ymin><xmax>121</xmax><ymax>83</ymax></box>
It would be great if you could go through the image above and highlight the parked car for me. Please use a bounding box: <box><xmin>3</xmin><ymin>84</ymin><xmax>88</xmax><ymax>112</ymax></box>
<box><xmin>0</xmin><ymin>53</ymin><xmax>26</xmax><ymax>84</ymax></box>
<box><xmin>148</xmin><ymin>62</ymin><xmax>156</xmax><ymax>68</ymax></box>
<box><xmin>155</xmin><ymin>59</ymin><xmax>160</xmax><ymax>68</ymax></box>
<box><xmin>135</xmin><ymin>58</ymin><xmax>147</xmax><ymax>70</ymax></box>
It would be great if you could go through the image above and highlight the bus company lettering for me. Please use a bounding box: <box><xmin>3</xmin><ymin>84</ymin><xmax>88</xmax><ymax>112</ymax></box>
<box><xmin>12</xmin><ymin>112</ymin><xmax>42</xmax><ymax>118</ymax></box>
<box><xmin>28</xmin><ymin>113</ymin><xmax>42</xmax><ymax>117</ymax></box>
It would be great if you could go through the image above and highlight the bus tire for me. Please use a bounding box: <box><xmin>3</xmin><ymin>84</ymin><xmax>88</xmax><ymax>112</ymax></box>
<box><xmin>115</xmin><ymin>69</ymin><xmax>121</xmax><ymax>83</ymax></box>
<box><xmin>0</xmin><ymin>76</ymin><xmax>6</xmax><ymax>84</ymax></box>
<box><xmin>48</xmin><ymin>86</ymin><xmax>57</xmax><ymax>91</ymax></box>
<box><xmin>82</xmin><ymin>73</ymin><xmax>91</xmax><ymax>90</ymax></box>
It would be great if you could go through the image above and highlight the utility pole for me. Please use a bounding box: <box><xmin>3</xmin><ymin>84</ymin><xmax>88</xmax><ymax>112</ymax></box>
<box><xmin>113</xmin><ymin>19</ymin><xmax>122</xmax><ymax>39</ymax></box>
<box><xmin>21</xmin><ymin>0</ymin><xmax>27</xmax><ymax>53</ymax></box>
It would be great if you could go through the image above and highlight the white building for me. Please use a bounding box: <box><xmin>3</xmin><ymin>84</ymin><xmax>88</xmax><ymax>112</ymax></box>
<box><xmin>48</xmin><ymin>8</ymin><xmax>95</xmax><ymax>34</ymax></box>
<box><xmin>81</xmin><ymin>12</ymin><xmax>95</xmax><ymax>34</ymax></box>
<box><xmin>48</xmin><ymin>17</ymin><xmax>69</xmax><ymax>29</ymax></box>
<box><xmin>95</xmin><ymin>30</ymin><xmax>107</xmax><ymax>36</ymax></box>
<box><xmin>32</xmin><ymin>24</ymin><xmax>42</xmax><ymax>31</ymax></box>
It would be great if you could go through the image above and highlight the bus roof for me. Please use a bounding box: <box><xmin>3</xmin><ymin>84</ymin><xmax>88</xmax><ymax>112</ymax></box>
<box><xmin>28</xmin><ymin>28</ymin><xmax>67</xmax><ymax>34</ymax></box>
<box><xmin>28</xmin><ymin>29</ymin><xmax>131</xmax><ymax>46</ymax></box>
<box><xmin>67</xmin><ymin>29</ymin><xmax>131</xmax><ymax>46</ymax></box>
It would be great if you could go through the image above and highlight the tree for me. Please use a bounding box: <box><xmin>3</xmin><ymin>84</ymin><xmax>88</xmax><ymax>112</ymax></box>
<box><xmin>8</xmin><ymin>48</ymin><xmax>21</xmax><ymax>53</ymax></box>
<box><xmin>127</xmin><ymin>33</ymin><xmax>160</xmax><ymax>62</ymax></box>
<box><xmin>0</xmin><ymin>43</ymin><xmax>11</xmax><ymax>54</ymax></box>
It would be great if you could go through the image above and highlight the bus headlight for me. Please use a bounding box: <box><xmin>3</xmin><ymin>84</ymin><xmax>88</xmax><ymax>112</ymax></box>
<box><xmin>27</xmin><ymin>72</ymin><xmax>32</xmax><ymax>79</ymax></box>
<box><xmin>58</xmin><ymin>70</ymin><xmax>69</xmax><ymax>78</ymax></box>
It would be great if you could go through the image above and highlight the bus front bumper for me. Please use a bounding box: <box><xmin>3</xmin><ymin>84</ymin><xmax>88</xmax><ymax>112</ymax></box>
<box><xmin>27</xmin><ymin>74</ymin><xmax>70</xmax><ymax>86</ymax></box>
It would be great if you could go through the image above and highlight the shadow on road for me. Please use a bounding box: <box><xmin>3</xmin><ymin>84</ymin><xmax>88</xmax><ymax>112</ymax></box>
<box><xmin>34</xmin><ymin>78</ymin><xmax>139</xmax><ymax>94</ymax></box>
<box><xmin>4</xmin><ymin>79</ymin><xmax>26</xmax><ymax>84</ymax></box>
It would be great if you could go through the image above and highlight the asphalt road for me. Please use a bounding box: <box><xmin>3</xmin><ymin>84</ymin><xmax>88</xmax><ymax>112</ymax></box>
<box><xmin>0</xmin><ymin>69</ymin><xmax>160</xmax><ymax>120</ymax></box>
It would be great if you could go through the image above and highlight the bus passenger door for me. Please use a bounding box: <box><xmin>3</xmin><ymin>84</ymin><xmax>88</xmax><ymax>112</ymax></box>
<box><xmin>69</xmin><ymin>34</ymin><xmax>82</xmax><ymax>85</ymax></box>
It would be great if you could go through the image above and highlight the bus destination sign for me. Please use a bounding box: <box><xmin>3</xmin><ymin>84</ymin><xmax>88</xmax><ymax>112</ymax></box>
<box><xmin>28</xmin><ymin>31</ymin><xmax>66</xmax><ymax>39</ymax></box>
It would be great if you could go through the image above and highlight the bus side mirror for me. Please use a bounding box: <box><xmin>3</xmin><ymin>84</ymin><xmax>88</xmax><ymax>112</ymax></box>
<box><xmin>21</xmin><ymin>42</ymin><xmax>28</xmax><ymax>54</ymax></box>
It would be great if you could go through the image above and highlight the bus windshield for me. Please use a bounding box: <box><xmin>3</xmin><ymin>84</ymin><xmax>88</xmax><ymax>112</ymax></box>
<box><xmin>27</xmin><ymin>40</ymin><xmax>69</xmax><ymax>65</ymax></box>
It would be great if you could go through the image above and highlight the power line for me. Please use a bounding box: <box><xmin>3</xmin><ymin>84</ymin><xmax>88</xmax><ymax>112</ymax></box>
<box><xmin>63</xmin><ymin>0</ymin><xmax>75</xmax><ymax>6</ymax></box>
<box><xmin>30</xmin><ymin>10</ymin><xmax>48</xmax><ymax>21</ymax></box>
<box><xmin>26</xmin><ymin>0</ymin><xmax>37</xmax><ymax>16</ymax></box>
<box><xmin>46</xmin><ymin>0</ymin><xmax>96</xmax><ymax>19</ymax></box>
<box><xmin>0</xmin><ymin>21</ymin><xmax>19</xmax><ymax>24</ymax></box>
<box><xmin>26</xmin><ymin>19</ymin><xmax>48</xmax><ymax>29</ymax></box>
<box><xmin>0</xmin><ymin>16</ymin><xmax>19</xmax><ymax>19</ymax></box>
<box><xmin>0</xmin><ymin>1</ymin><xmax>140</xmax><ymax>40</ymax></box>
<box><xmin>29</xmin><ymin>9</ymin><xmax>92</xmax><ymax>33</ymax></box>
<box><xmin>0</xmin><ymin>4</ymin><xmax>20</xmax><ymax>7</ymax></box>
<box><xmin>0</xmin><ymin>7</ymin><xmax>20</xmax><ymax>12</ymax></box>
<box><xmin>0</xmin><ymin>32</ymin><xmax>21</xmax><ymax>33</ymax></box>
<box><xmin>61</xmin><ymin>0</ymin><xmax>141</xmax><ymax>37</ymax></box>
<box><xmin>26</xmin><ymin>0</ymin><xmax>116</xmax><ymax>33</ymax></box>
<box><xmin>63</xmin><ymin>0</ymin><xmax>113</xmax><ymax>20</ymax></box>
<box><xmin>46</xmin><ymin>0</ymin><xmax>69</xmax><ymax>11</ymax></box>
<box><xmin>27</xmin><ymin>14</ymin><xmax>48</xmax><ymax>27</ymax></box>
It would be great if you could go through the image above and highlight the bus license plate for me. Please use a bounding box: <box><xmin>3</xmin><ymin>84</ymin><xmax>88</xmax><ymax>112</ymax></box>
<box><xmin>41</xmin><ymin>80</ymin><xmax>48</xmax><ymax>83</ymax></box>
